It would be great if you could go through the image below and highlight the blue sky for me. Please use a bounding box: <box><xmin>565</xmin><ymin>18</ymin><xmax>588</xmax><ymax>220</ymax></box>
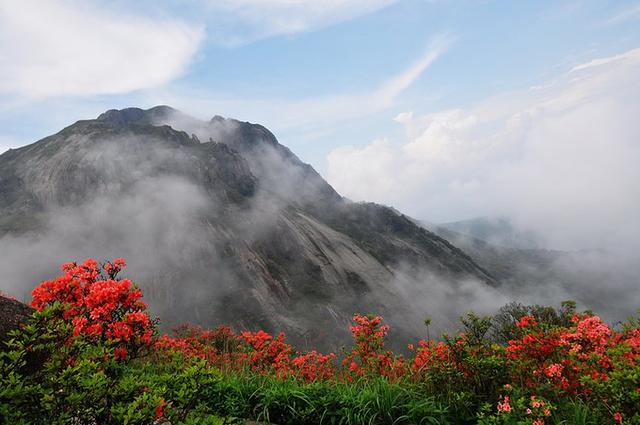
<box><xmin>1</xmin><ymin>0</ymin><xmax>639</xmax><ymax>249</ymax></box>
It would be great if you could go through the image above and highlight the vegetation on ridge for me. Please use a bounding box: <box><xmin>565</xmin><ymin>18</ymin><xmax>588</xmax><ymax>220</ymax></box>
<box><xmin>1</xmin><ymin>258</ymin><xmax>639</xmax><ymax>424</ymax></box>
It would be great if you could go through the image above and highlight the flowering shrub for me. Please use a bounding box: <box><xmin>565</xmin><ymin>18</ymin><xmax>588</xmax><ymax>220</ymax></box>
<box><xmin>585</xmin><ymin>326</ymin><xmax>640</xmax><ymax>423</ymax></box>
<box><xmin>507</xmin><ymin>313</ymin><xmax>613</xmax><ymax>396</ymax></box>
<box><xmin>0</xmin><ymin>259</ymin><xmax>171</xmax><ymax>424</ymax></box>
<box><xmin>341</xmin><ymin>314</ymin><xmax>405</xmax><ymax>381</ymax></box>
<box><xmin>30</xmin><ymin>258</ymin><xmax>154</xmax><ymax>360</ymax></box>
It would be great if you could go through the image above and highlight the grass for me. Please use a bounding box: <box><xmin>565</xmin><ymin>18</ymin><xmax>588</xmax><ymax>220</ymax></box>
<box><xmin>204</xmin><ymin>374</ymin><xmax>449</xmax><ymax>425</ymax></box>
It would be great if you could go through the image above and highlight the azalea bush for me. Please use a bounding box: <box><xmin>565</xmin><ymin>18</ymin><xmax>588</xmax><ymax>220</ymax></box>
<box><xmin>1</xmin><ymin>257</ymin><xmax>639</xmax><ymax>424</ymax></box>
<box><xmin>0</xmin><ymin>259</ymin><xmax>231</xmax><ymax>424</ymax></box>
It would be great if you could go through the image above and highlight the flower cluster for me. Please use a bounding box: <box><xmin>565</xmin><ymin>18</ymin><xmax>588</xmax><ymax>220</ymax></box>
<box><xmin>342</xmin><ymin>314</ymin><xmax>404</xmax><ymax>380</ymax></box>
<box><xmin>291</xmin><ymin>351</ymin><xmax>336</xmax><ymax>382</ymax></box>
<box><xmin>241</xmin><ymin>331</ymin><xmax>293</xmax><ymax>375</ymax></box>
<box><xmin>505</xmin><ymin>314</ymin><xmax>621</xmax><ymax>395</ymax></box>
<box><xmin>30</xmin><ymin>258</ymin><xmax>153</xmax><ymax>360</ymax></box>
<box><xmin>496</xmin><ymin>395</ymin><xmax>511</xmax><ymax>413</ymax></box>
<box><xmin>155</xmin><ymin>323</ymin><xmax>337</xmax><ymax>382</ymax></box>
<box><xmin>412</xmin><ymin>340</ymin><xmax>451</xmax><ymax>373</ymax></box>
<box><xmin>493</xmin><ymin>392</ymin><xmax>553</xmax><ymax>424</ymax></box>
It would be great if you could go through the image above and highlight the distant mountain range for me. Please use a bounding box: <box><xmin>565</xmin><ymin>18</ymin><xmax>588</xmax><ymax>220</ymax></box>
<box><xmin>438</xmin><ymin>217</ymin><xmax>542</xmax><ymax>250</ymax></box>
<box><xmin>0</xmin><ymin>106</ymin><xmax>501</xmax><ymax>349</ymax></box>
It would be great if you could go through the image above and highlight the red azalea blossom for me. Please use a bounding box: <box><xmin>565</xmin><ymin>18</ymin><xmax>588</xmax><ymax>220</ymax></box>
<box><xmin>544</xmin><ymin>363</ymin><xmax>564</xmax><ymax>378</ymax></box>
<box><xmin>114</xmin><ymin>346</ymin><xmax>128</xmax><ymax>361</ymax></box>
<box><xmin>155</xmin><ymin>399</ymin><xmax>166</xmax><ymax>419</ymax></box>
<box><xmin>517</xmin><ymin>315</ymin><xmax>538</xmax><ymax>329</ymax></box>
<box><xmin>497</xmin><ymin>395</ymin><xmax>512</xmax><ymax>413</ymax></box>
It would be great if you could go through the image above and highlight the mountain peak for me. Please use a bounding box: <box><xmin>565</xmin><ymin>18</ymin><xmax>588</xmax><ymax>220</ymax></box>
<box><xmin>96</xmin><ymin>105</ymin><xmax>178</xmax><ymax>127</ymax></box>
<box><xmin>210</xmin><ymin>114</ymin><xmax>229</xmax><ymax>123</ymax></box>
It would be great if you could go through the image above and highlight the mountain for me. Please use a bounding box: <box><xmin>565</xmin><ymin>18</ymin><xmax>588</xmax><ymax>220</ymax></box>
<box><xmin>438</xmin><ymin>217</ymin><xmax>541</xmax><ymax>250</ymax></box>
<box><xmin>431</xmin><ymin>224</ymin><xmax>562</xmax><ymax>283</ymax></box>
<box><xmin>0</xmin><ymin>106</ymin><xmax>496</xmax><ymax>349</ymax></box>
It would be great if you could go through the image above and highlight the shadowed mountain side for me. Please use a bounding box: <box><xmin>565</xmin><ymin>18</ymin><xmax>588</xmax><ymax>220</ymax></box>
<box><xmin>0</xmin><ymin>296</ymin><xmax>33</xmax><ymax>346</ymax></box>
<box><xmin>433</xmin><ymin>226</ymin><xmax>561</xmax><ymax>283</ymax></box>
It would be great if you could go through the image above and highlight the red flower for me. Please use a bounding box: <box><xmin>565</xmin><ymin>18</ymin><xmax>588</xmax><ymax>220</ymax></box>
<box><xmin>497</xmin><ymin>395</ymin><xmax>512</xmax><ymax>413</ymax></box>
<box><xmin>544</xmin><ymin>363</ymin><xmax>564</xmax><ymax>378</ymax></box>
<box><xmin>517</xmin><ymin>315</ymin><xmax>538</xmax><ymax>329</ymax></box>
<box><xmin>155</xmin><ymin>399</ymin><xmax>166</xmax><ymax>419</ymax></box>
<box><xmin>114</xmin><ymin>347</ymin><xmax>128</xmax><ymax>361</ymax></box>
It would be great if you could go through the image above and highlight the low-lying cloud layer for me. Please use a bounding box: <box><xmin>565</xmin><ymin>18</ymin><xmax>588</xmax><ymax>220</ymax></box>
<box><xmin>327</xmin><ymin>48</ymin><xmax>640</xmax><ymax>252</ymax></box>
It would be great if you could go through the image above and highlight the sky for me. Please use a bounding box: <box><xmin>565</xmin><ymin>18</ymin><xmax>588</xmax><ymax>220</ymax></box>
<box><xmin>1</xmin><ymin>0</ymin><xmax>639</xmax><ymax>251</ymax></box>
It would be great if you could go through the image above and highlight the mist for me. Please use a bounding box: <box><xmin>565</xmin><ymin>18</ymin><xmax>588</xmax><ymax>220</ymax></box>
<box><xmin>0</xmin><ymin>133</ymin><xmax>242</xmax><ymax>328</ymax></box>
<box><xmin>386</xmin><ymin>246</ymin><xmax>640</xmax><ymax>340</ymax></box>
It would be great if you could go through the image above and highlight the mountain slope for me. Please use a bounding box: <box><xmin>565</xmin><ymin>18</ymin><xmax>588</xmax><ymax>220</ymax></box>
<box><xmin>0</xmin><ymin>106</ymin><xmax>496</xmax><ymax>349</ymax></box>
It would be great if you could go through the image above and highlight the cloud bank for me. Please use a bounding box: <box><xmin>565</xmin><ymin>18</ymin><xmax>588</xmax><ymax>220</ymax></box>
<box><xmin>0</xmin><ymin>0</ymin><xmax>203</xmax><ymax>98</ymax></box>
<box><xmin>327</xmin><ymin>48</ymin><xmax>640</xmax><ymax>251</ymax></box>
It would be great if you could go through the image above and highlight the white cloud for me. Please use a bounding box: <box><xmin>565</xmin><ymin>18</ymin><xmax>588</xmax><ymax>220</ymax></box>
<box><xmin>327</xmin><ymin>48</ymin><xmax>640</xmax><ymax>251</ymax></box>
<box><xmin>200</xmin><ymin>0</ymin><xmax>398</xmax><ymax>45</ymax></box>
<box><xmin>373</xmin><ymin>34</ymin><xmax>453</xmax><ymax>108</ymax></box>
<box><xmin>569</xmin><ymin>48</ymin><xmax>640</xmax><ymax>72</ymax></box>
<box><xmin>0</xmin><ymin>0</ymin><xmax>204</xmax><ymax>98</ymax></box>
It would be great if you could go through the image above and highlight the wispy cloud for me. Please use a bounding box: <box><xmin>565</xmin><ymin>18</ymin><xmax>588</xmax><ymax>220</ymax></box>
<box><xmin>569</xmin><ymin>48</ymin><xmax>640</xmax><ymax>72</ymax></box>
<box><xmin>0</xmin><ymin>0</ymin><xmax>204</xmax><ymax>99</ymax></box>
<box><xmin>198</xmin><ymin>0</ymin><xmax>399</xmax><ymax>45</ymax></box>
<box><xmin>373</xmin><ymin>34</ymin><xmax>454</xmax><ymax>108</ymax></box>
<box><xmin>603</xmin><ymin>2</ymin><xmax>640</xmax><ymax>26</ymax></box>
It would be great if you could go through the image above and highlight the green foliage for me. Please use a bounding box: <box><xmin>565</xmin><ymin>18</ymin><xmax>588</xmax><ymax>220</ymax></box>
<box><xmin>206</xmin><ymin>375</ymin><xmax>449</xmax><ymax>425</ymax></box>
<box><xmin>0</xmin><ymin>307</ymin><xmax>229</xmax><ymax>424</ymax></box>
<box><xmin>491</xmin><ymin>301</ymin><xmax>578</xmax><ymax>344</ymax></box>
<box><xmin>423</xmin><ymin>313</ymin><xmax>508</xmax><ymax>418</ymax></box>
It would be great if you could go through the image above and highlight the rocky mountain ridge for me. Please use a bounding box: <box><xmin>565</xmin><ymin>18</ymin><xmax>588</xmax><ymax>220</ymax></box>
<box><xmin>0</xmin><ymin>106</ymin><xmax>496</xmax><ymax>349</ymax></box>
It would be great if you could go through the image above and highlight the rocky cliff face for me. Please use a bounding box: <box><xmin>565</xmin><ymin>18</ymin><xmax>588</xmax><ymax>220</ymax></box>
<box><xmin>0</xmin><ymin>106</ymin><xmax>495</xmax><ymax>349</ymax></box>
<box><xmin>0</xmin><ymin>296</ymin><xmax>33</xmax><ymax>346</ymax></box>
